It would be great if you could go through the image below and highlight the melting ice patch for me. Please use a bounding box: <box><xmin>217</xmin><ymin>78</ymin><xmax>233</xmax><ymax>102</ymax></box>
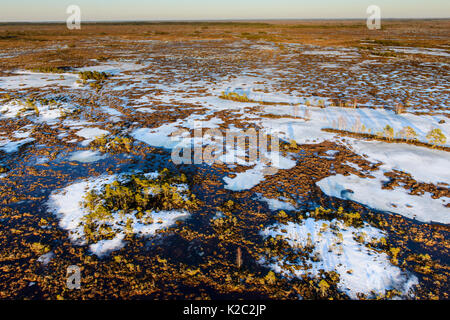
<box><xmin>0</xmin><ymin>137</ymin><xmax>35</xmax><ymax>153</ymax></box>
<box><xmin>347</xmin><ymin>140</ymin><xmax>450</xmax><ymax>185</ymax></box>
<box><xmin>0</xmin><ymin>100</ymin><xmax>78</xmax><ymax>124</ymax></box>
<box><xmin>131</xmin><ymin>120</ymin><xmax>185</xmax><ymax>149</ymax></box>
<box><xmin>77</xmin><ymin>61</ymin><xmax>148</xmax><ymax>76</ymax></box>
<box><xmin>131</xmin><ymin>115</ymin><xmax>297</xmax><ymax>191</ymax></box>
<box><xmin>223</xmin><ymin>155</ymin><xmax>296</xmax><ymax>191</ymax></box>
<box><xmin>100</xmin><ymin>106</ymin><xmax>123</xmax><ymax>122</ymax></box>
<box><xmin>317</xmin><ymin>171</ymin><xmax>450</xmax><ymax>224</ymax></box>
<box><xmin>69</xmin><ymin>150</ymin><xmax>106</xmax><ymax>163</ymax></box>
<box><xmin>0</xmin><ymin>71</ymin><xmax>80</xmax><ymax>90</ymax></box>
<box><xmin>258</xmin><ymin>195</ymin><xmax>296</xmax><ymax>211</ymax></box>
<box><xmin>37</xmin><ymin>251</ymin><xmax>54</xmax><ymax>265</ymax></box>
<box><xmin>389</xmin><ymin>47</ymin><xmax>450</xmax><ymax>57</ymax></box>
<box><xmin>261</xmin><ymin>219</ymin><xmax>418</xmax><ymax>299</ymax></box>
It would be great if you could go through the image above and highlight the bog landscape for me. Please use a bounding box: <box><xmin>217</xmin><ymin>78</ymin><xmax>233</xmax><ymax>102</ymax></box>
<box><xmin>0</xmin><ymin>20</ymin><xmax>449</xmax><ymax>300</ymax></box>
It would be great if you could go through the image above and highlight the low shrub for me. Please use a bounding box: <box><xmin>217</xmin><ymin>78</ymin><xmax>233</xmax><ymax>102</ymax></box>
<box><xmin>219</xmin><ymin>91</ymin><xmax>253</xmax><ymax>103</ymax></box>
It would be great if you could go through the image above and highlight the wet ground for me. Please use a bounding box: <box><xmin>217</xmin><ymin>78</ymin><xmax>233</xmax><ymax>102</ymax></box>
<box><xmin>0</xmin><ymin>22</ymin><xmax>449</xmax><ymax>299</ymax></box>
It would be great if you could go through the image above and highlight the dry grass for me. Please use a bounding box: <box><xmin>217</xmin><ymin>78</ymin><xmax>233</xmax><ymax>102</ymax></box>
<box><xmin>0</xmin><ymin>20</ymin><xmax>448</xmax><ymax>72</ymax></box>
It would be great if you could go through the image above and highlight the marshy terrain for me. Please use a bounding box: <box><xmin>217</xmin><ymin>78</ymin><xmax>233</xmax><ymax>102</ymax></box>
<box><xmin>0</xmin><ymin>20</ymin><xmax>449</xmax><ymax>299</ymax></box>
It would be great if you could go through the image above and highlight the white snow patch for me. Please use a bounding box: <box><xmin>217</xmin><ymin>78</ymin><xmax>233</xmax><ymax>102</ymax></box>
<box><xmin>259</xmin><ymin>196</ymin><xmax>296</xmax><ymax>211</ymax></box>
<box><xmin>0</xmin><ymin>71</ymin><xmax>79</xmax><ymax>90</ymax></box>
<box><xmin>101</xmin><ymin>106</ymin><xmax>123</xmax><ymax>117</ymax></box>
<box><xmin>69</xmin><ymin>150</ymin><xmax>106</xmax><ymax>163</ymax></box>
<box><xmin>131</xmin><ymin>120</ymin><xmax>184</xmax><ymax>149</ymax></box>
<box><xmin>261</xmin><ymin>219</ymin><xmax>417</xmax><ymax>299</ymax></box>
<box><xmin>37</xmin><ymin>251</ymin><xmax>54</xmax><ymax>265</ymax></box>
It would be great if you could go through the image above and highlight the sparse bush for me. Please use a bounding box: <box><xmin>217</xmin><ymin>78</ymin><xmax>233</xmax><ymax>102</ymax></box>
<box><xmin>211</xmin><ymin>215</ymin><xmax>239</xmax><ymax>240</ymax></box>
<box><xmin>78</xmin><ymin>71</ymin><xmax>110</xmax><ymax>82</ymax></box>
<box><xmin>319</xmin><ymin>279</ymin><xmax>330</xmax><ymax>296</ymax></box>
<box><xmin>309</xmin><ymin>206</ymin><xmax>363</xmax><ymax>228</ymax></box>
<box><xmin>370</xmin><ymin>50</ymin><xmax>397</xmax><ymax>57</ymax></box>
<box><xmin>289</xmin><ymin>140</ymin><xmax>298</xmax><ymax>149</ymax></box>
<box><xmin>78</xmin><ymin>71</ymin><xmax>110</xmax><ymax>92</ymax></box>
<box><xmin>97</xmin><ymin>56</ymin><xmax>109</xmax><ymax>62</ymax></box>
<box><xmin>18</xmin><ymin>98</ymin><xmax>40</xmax><ymax>116</ymax></box>
<box><xmin>264</xmin><ymin>271</ymin><xmax>277</xmax><ymax>284</ymax></box>
<box><xmin>361</xmin><ymin>124</ymin><xmax>367</xmax><ymax>132</ymax></box>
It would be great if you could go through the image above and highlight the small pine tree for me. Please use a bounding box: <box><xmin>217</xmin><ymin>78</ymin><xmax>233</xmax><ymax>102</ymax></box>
<box><xmin>398</xmin><ymin>126</ymin><xmax>417</xmax><ymax>141</ymax></box>
<box><xmin>426</xmin><ymin>128</ymin><xmax>447</xmax><ymax>147</ymax></box>
<box><xmin>318</xmin><ymin>279</ymin><xmax>330</xmax><ymax>296</ymax></box>
<box><xmin>265</xmin><ymin>271</ymin><xmax>277</xmax><ymax>285</ymax></box>
<box><xmin>383</xmin><ymin>125</ymin><xmax>394</xmax><ymax>140</ymax></box>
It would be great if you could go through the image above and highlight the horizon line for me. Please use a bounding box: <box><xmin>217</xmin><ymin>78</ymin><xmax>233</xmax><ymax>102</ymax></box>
<box><xmin>1</xmin><ymin>17</ymin><xmax>450</xmax><ymax>24</ymax></box>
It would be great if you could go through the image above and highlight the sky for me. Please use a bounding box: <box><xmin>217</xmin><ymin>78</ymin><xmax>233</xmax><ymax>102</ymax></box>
<box><xmin>1</xmin><ymin>0</ymin><xmax>449</xmax><ymax>22</ymax></box>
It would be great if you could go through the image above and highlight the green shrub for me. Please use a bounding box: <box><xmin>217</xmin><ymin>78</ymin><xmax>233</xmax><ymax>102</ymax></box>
<box><xmin>78</xmin><ymin>71</ymin><xmax>110</xmax><ymax>82</ymax></box>
<box><xmin>31</xmin><ymin>66</ymin><xmax>66</xmax><ymax>73</ymax></box>
<box><xmin>91</xmin><ymin>135</ymin><xmax>134</xmax><ymax>154</ymax></box>
<box><xmin>1</xmin><ymin>93</ymin><xmax>13</xmax><ymax>102</ymax></box>
<box><xmin>309</xmin><ymin>206</ymin><xmax>363</xmax><ymax>228</ymax></box>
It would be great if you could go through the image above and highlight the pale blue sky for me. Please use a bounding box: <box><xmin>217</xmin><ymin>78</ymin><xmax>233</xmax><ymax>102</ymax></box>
<box><xmin>1</xmin><ymin>0</ymin><xmax>449</xmax><ymax>22</ymax></box>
